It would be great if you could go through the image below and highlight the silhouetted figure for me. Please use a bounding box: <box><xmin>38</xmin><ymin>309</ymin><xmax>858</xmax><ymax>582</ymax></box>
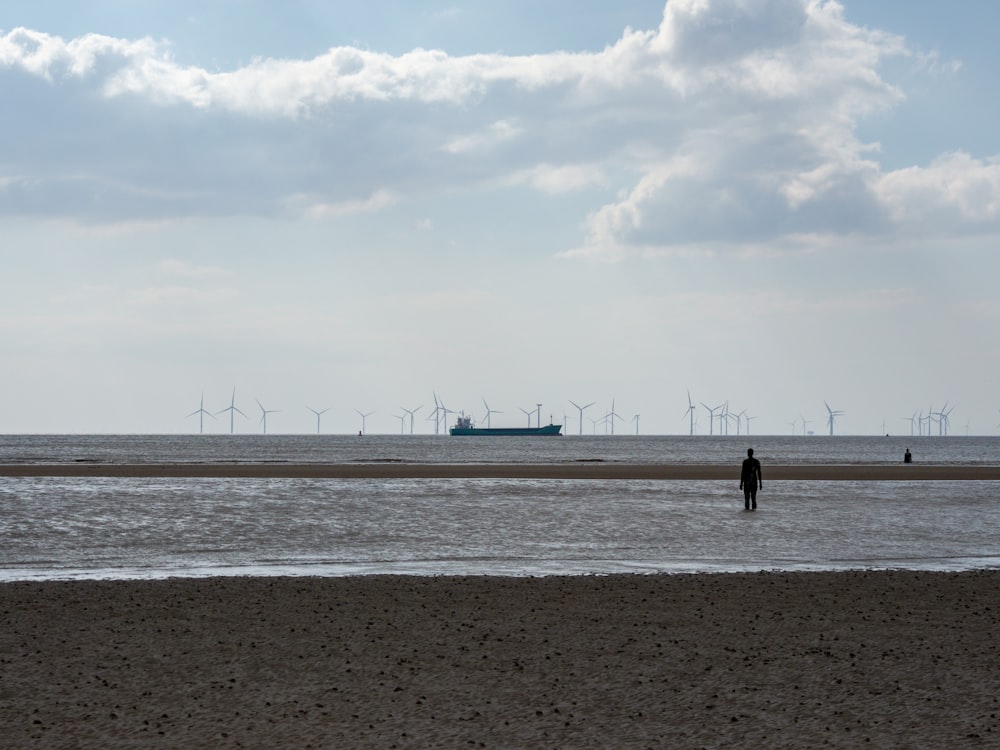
<box><xmin>740</xmin><ymin>448</ymin><xmax>762</xmax><ymax>510</ymax></box>
<box><xmin>904</xmin><ymin>448</ymin><xmax>912</xmax><ymax>464</ymax></box>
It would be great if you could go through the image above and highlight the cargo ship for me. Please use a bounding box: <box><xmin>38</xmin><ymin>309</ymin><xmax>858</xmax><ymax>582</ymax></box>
<box><xmin>449</xmin><ymin>415</ymin><xmax>562</xmax><ymax>436</ymax></box>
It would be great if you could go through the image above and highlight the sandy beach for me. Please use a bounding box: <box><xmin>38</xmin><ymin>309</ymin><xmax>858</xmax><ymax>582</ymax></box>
<box><xmin>2</xmin><ymin>571</ymin><xmax>998</xmax><ymax>748</ymax></box>
<box><xmin>2</xmin><ymin>462</ymin><xmax>999</xmax><ymax>480</ymax></box>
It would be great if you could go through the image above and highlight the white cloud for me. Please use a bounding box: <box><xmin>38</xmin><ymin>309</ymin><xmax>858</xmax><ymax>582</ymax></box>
<box><xmin>127</xmin><ymin>286</ymin><xmax>238</xmax><ymax>306</ymax></box>
<box><xmin>506</xmin><ymin>163</ymin><xmax>607</xmax><ymax>194</ymax></box>
<box><xmin>2</xmin><ymin>1</ymin><xmax>998</xmax><ymax>261</ymax></box>
<box><xmin>297</xmin><ymin>189</ymin><xmax>398</xmax><ymax>219</ymax></box>
<box><xmin>159</xmin><ymin>258</ymin><xmax>232</xmax><ymax>277</ymax></box>
<box><xmin>875</xmin><ymin>152</ymin><xmax>1000</xmax><ymax>227</ymax></box>
<box><xmin>443</xmin><ymin>119</ymin><xmax>523</xmax><ymax>154</ymax></box>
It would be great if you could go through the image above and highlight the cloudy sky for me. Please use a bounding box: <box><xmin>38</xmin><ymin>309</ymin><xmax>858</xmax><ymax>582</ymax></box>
<box><xmin>2</xmin><ymin>0</ymin><xmax>998</xmax><ymax>435</ymax></box>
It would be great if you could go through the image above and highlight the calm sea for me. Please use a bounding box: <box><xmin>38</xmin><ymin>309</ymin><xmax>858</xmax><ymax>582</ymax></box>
<box><xmin>2</xmin><ymin>434</ymin><xmax>998</xmax><ymax>581</ymax></box>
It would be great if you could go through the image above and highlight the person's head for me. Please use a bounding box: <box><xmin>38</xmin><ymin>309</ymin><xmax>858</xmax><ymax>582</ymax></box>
<box><xmin>747</xmin><ymin>448</ymin><xmax>754</xmax><ymax>457</ymax></box>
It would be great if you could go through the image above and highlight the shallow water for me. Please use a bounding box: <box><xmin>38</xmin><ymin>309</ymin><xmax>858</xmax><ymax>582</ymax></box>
<box><xmin>3</xmin><ymin>433</ymin><xmax>997</xmax><ymax>466</ymax></box>
<box><xmin>2</xmin><ymin>468</ymin><xmax>999</xmax><ymax>581</ymax></box>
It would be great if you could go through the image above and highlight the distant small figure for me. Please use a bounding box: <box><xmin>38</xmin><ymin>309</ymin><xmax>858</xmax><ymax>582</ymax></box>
<box><xmin>904</xmin><ymin>448</ymin><xmax>912</xmax><ymax>464</ymax></box>
<box><xmin>358</xmin><ymin>430</ymin><xmax>363</xmax><ymax>437</ymax></box>
<box><xmin>740</xmin><ymin>448</ymin><xmax>762</xmax><ymax>511</ymax></box>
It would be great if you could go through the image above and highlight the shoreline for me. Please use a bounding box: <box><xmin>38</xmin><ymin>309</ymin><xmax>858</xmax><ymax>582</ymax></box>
<box><xmin>2</xmin><ymin>570</ymin><xmax>998</xmax><ymax>747</ymax></box>
<box><xmin>3</xmin><ymin>462</ymin><xmax>999</xmax><ymax>479</ymax></box>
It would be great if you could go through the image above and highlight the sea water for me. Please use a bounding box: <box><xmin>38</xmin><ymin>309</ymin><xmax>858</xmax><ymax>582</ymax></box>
<box><xmin>1</xmin><ymin>435</ymin><xmax>998</xmax><ymax>580</ymax></box>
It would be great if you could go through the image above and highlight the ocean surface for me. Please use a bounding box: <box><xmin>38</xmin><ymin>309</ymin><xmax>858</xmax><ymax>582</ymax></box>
<box><xmin>2</xmin><ymin>434</ymin><xmax>998</xmax><ymax>581</ymax></box>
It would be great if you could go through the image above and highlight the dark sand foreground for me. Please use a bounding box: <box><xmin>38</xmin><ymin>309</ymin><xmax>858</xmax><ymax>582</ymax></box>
<box><xmin>2</xmin><ymin>572</ymin><xmax>999</xmax><ymax>748</ymax></box>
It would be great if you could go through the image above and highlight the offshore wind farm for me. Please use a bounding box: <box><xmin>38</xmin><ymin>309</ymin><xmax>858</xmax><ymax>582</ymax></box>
<box><xmin>173</xmin><ymin>388</ymin><xmax>986</xmax><ymax>437</ymax></box>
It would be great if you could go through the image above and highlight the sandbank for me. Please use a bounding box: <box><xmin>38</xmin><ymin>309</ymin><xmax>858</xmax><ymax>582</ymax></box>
<box><xmin>2</xmin><ymin>462</ymin><xmax>999</xmax><ymax>479</ymax></box>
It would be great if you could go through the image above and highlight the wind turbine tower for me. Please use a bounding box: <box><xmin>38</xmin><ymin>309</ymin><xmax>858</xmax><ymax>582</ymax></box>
<box><xmin>355</xmin><ymin>409</ymin><xmax>375</xmax><ymax>435</ymax></box>
<box><xmin>428</xmin><ymin>392</ymin><xmax>442</xmax><ymax>435</ymax></box>
<box><xmin>256</xmin><ymin>400</ymin><xmax>279</xmax><ymax>435</ymax></box>
<box><xmin>719</xmin><ymin>402</ymin><xmax>730</xmax><ymax>435</ymax></box>
<box><xmin>606</xmin><ymin>399</ymin><xmax>623</xmax><ymax>436</ymax></box>
<box><xmin>401</xmin><ymin>405</ymin><xmax>422</xmax><ymax>434</ymax></box>
<box><xmin>936</xmin><ymin>403</ymin><xmax>955</xmax><ymax>436</ymax></box>
<box><xmin>307</xmin><ymin>406</ymin><xmax>330</xmax><ymax>435</ymax></box>
<box><xmin>187</xmin><ymin>392</ymin><xmax>214</xmax><ymax>434</ymax></box>
<box><xmin>482</xmin><ymin>399</ymin><xmax>502</xmax><ymax>428</ymax></box>
<box><xmin>731</xmin><ymin>409</ymin><xmax>746</xmax><ymax>436</ymax></box>
<box><xmin>701</xmin><ymin>402</ymin><xmax>722</xmax><ymax>436</ymax></box>
<box><xmin>824</xmin><ymin>401</ymin><xmax>845</xmax><ymax>436</ymax></box>
<box><xmin>569</xmin><ymin>400</ymin><xmax>594</xmax><ymax>436</ymax></box>
<box><xmin>519</xmin><ymin>407</ymin><xmax>534</xmax><ymax>427</ymax></box>
<box><xmin>683</xmin><ymin>390</ymin><xmax>696</xmax><ymax>435</ymax></box>
<box><xmin>438</xmin><ymin>397</ymin><xmax>458</xmax><ymax>433</ymax></box>
<box><xmin>216</xmin><ymin>388</ymin><xmax>247</xmax><ymax>435</ymax></box>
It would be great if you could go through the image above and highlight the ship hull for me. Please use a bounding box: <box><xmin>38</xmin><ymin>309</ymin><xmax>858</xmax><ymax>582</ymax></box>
<box><xmin>449</xmin><ymin>425</ymin><xmax>562</xmax><ymax>436</ymax></box>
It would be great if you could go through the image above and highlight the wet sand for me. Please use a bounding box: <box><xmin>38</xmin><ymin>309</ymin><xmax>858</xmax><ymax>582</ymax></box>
<box><xmin>2</xmin><ymin>571</ymin><xmax>998</xmax><ymax>748</ymax></box>
<box><xmin>2</xmin><ymin>462</ymin><xmax>998</xmax><ymax>479</ymax></box>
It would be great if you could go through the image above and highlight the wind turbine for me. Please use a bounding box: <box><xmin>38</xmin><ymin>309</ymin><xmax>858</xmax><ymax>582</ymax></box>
<box><xmin>354</xmin><ymin>409</ymin><xmax>374</xmax><ymax>435</ymax></box>
<box><xmin>936</xmin><ymin>403</ymin><xmax>955</xmax><ymax>436</ymax></box>
<box><xmin>216</xmin><ymin>388</ymin><xmax>247</xmax><ymax>435</ymax></box>
<box><xmin>401</xmin><ymin>405</ymin><xmax>422</xmax><ymax>435</ymax></box>
<box><xmin>730</xmin><ymin>409</ymin><xmax>746</xmax><ymax>436</ymax></box>
<box><xmin>632</xmin><ymin>414</ymin><xmax>640</xmax><ymax>435</ymax></box>
<box><xmin>307</xmin><ymin>406</ymin><xmax>330</xmax><ymax>435</ymax></box>
<box><xmin>799</xmin><ymin>415</ymin><xmax>813</xmax><ymax>435</ymax></box>
<box><xmin>824</xmin><ymin>401</ymin><xmax>845</xmax><ymax>436</ymax></box>
<box><xmin>701</xmin><ymin>402</ymin><xmax>722</xmax><ymax>436</ymax></box>
<box><xmin>519</xmin><ymin>407</ymin><xmax>534</xmax><ymax>427</ymax></box>
<box><xmin>186</xmin><ymin>391</ymin><xmax>214</xmax><ymax>434</ymax></box>
<box><xmin>901</xmin><ymin>411</ymin><xmax>918</xmax><ymax>436</ymax></box>
<box><xmin>393</xmin><ymin>414</ymin><xmax>407</xmax><ymax>434</ymax></box>
<box><xmin>606</xmin><ymin>399</ymin><xmax>624</xmax><ymax>436</ymax></box>
<box><xmin>482</xmin><ymin>399</ymin><xmax>502</xmax><ymax>428</ymax></box>
<box><xmin>922</xmin><ymin>405</ymin><xmax>937</xmax><ymax>437</ymax></box>
<box><xmin>427</xmin><ymin>392</ymin><xmax>442</xmax><ymax>435</ymax></box>
<box><xmin>438</xmin><ymin>397</ymin><xmax>458</xmax><ymax>433</ymax></box>
<box><xmin>744</xmin><ymin>412</ymin><xmax>756</xmax><ymax>435</ymax></box>
<box><xmin>569</xmin><ymin>399</ymin><xmax>595</xmax><ymax>436</ymax></box>
<box><xmin>718</xmin><ymin>402</ymin><xmax>730</xmax><ymax>435</ymax></box>
<box><xmin>256</xmin><ymin>400</ymin><xmax>278</xmax><ymax>435</ymax></box>
<box><xmin>683</xmin><ymin>390</ymin><xmax>696</xmax><ymax>435</ymax></box>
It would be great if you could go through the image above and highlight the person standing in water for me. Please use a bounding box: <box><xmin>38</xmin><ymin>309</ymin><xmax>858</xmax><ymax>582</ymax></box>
<box><xmin>740</xmin><ymin>448</ymin><xmax>762</xmax><ymax>511</ymax></box>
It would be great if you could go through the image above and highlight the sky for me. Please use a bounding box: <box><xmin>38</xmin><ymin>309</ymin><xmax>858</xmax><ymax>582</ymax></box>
<box><xmin>2</xmin><ymin>0</ymin><xmax>998</xmax><ymax>436</ymax></box>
